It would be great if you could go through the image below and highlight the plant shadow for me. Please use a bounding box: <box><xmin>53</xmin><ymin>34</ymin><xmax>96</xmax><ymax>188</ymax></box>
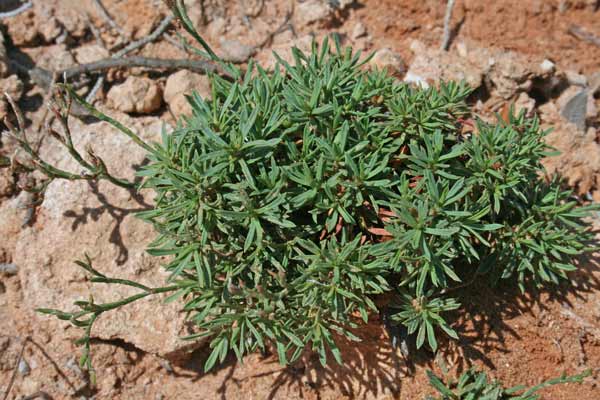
<box><xmin>176</xmin><ymin>318</ymin><xmax>410</xmax><ymax>400</ymax></box>
<box><xmin>62</xmin><ymin>161</ymin><xmax>152</xmax><ymax>265</ymax></box>
<box><xmin>446</xmin><ymin>249</ymin><xmax>600</xmax><ymax>373</ymax></box>
<box><xmin>165</xmin><ymin>249</ymin><xmax>600</xmax><ymax>398</ymax></box>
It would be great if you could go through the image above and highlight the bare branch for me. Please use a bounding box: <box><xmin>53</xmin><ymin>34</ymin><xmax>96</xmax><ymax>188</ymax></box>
<box><xmin>59</xmin><ymin>56</ymin><xmax>226</xmax><ymax>79</ymax></box>
<box><xmin>441</xmin><ymin>0</ymin><xmax>456</xmax><ymax>51</ymax></box>
<box><xmin>0</xmin><ymin>1</ymin><xmax>32</xmax><ymax>19</ymax></box>
<box><xmin>92</xmin><ymin>0</ymin><xmax>128</xmax><ymax>39</ymax></box>
<box><xmin>568</xmin><ymin>24</ymin><xmax>600</xmax><ymax>48</ymax></box>
<box><xmin>114</xmin><ymin>15</ymin><xmax>175</xmax><ymax>58</ymax></box>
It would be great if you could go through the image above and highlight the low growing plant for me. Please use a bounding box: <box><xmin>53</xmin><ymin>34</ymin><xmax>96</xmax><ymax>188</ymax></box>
<box><xmin>5</xmin><ymin>0</ymin><xmax>596</xmax><ymax>382</ymax></box>
<box><xmin>425</xmin><ymin>368</ymin><xmax>591</xmax><ymax>400</ymax></box>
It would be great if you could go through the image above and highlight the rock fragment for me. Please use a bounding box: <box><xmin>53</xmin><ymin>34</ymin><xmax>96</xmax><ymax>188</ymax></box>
<box><xmin>370</xmin><ymin>48</ymin><xmax>406</xmax><ymax>78</ymax></box>
<box><xmin>0</xmin><ymin>263</ymin><xmax>18</xmax><ymax>276</ymax></box>
<box><xmin>74</xmin><ymin>44</ymin><xmax>110</xmax><ymax>65</ymax></box>
<box><xmin>0</xmin><ymin>75</ymin><xmax>24</xmax><ymax>120</ymax></box>
<box><xmin>107</xmin><ymin>76</ymin><xmax>162</xmax><ymax>114</ymax></box>
<box><xmin>15</xmin><ymin>117</ymin><xmax>206</xmax><ymax>361</ymax></box>
<box><xmin>565</xmin><ymin>70</ymin><xmax>587</xmax><ymax>87</ymax></box>
<box><xmin>296</xmin><ymin>0</ymin><xmax>333</xmax><ymax>26</ymax></box>
<box><xmin>18</xmin><ymin>358</ymin><xmax>31</xmax><ymax>376</ymax></box>
<box><xmin>164</xmin><ymin>70</ymin><xmax>211</xmax><ymax>119</ymax></box>
<box><xmin>405</xmin><ymin>40</ymin><xmax>482</xmax><ymax>88</ymax></box>
<box><xmin>351</xmin><ymin>22</ymin><xmax>367</xmax><ymax>40</ymax></box>
<box><xmin>560</xmin><ymin>89</ymin><xmax>588</xmax><ymax>131</ymax></box>
<box><xmin>219</xmin><ymin>39</ymin><xmax>255</xmax><ymax>63</ymax></box>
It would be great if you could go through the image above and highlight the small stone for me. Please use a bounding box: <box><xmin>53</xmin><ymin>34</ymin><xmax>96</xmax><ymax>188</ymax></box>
<box><xmin>560</xmin><ymin>89</ymin><xmax>588</xmax><ymax>131</ymax></box>
<box><xmin>36</xmin><ymin>45</ymin><xmax>76</xmax><ymax>72</ymax></box>
<box><xmin>164</xmin><ymin>70</ymin><xmax>211</xmax><ymax>119</ymax></box>
<box><xmin>514</xmin><ymin>92</ymin><xmax>536</xmax><ymax>117</ymax></box>
<box><xmin>456</xmin><ymin>42</ymin><xmax>468</xmax><ymax>58</ymax></box>
<box><xmin>539</xmin><ymin>59</ymin><xmax>555</xmax><ymax>74</ymax></box>
<box><xmin>18</xmin><ymin>358</ymin><xmax>31</xmax><ymax>376</ymax></box>
<box><xmin>333</xmin><ymin>0</ymin><xmax>356</xmax><ymax>8</ymax></box>
<box><xmin>39</xmin><ymin>17</ymin><xmax>63</xmax><ymax>43</ymax></box>
<box><xmin>0</xmin><ymin>263</ymin><xmax>18</xmax><ymax>276</ymax></box>
<box><xmin>406</xmin><ymin>40</ymin><xmax>485</xmax><ymax>90</ymax></box>
<box><xmin>370</xmin><ymin>48</ymin><xmax>406</xmax><ymax>78</ymax></box>
<box><xmin>107</xmin><ymin>76</ymin><xmax>162</xmax><ymax>114</ymax></box>
<box><xmin>589</xmin><ymin>72</ymin><xmax>600</xmax><ymax>96</ymax></box>
<box><xmin>74</xmin><ymin>44</ymin><xmax>110</xmax><ymax>65</ymax></box>
<box><xmin>565</xmin><ymin>70</ymin><xmax>587</xmax><ymax>87</ymax></box>
<box><xmin>351</xmin><ymin>22</ymin><xmax>367</xmax><ymax>40</ymax></box>
<box><xmin>219</xmin><ymin>39</ymin><xmax>255</xmax><ymax>64</ymax></box>
<box><xmin>7</xmin><ymin>11</ymin><xmax>39</xmax><ymax>46</ymax></box>
<box><xmin>0</xmin><ymin>75</ymin><xmax>24</xmax><ymax>101</ymax></box>
<box><xmin>0</xmin><ymin>75</ymin><xmax>25</xmax><ymax>120</ymax></box>
<box><xmin>296</xmin><ymin>0</ymin><xmax>333</xmax><ymax>26</ymax></box>
<box><xmin>207</xmin><ymin>17</ymin><xmax>227</xmax><ymax>38</ymax></box>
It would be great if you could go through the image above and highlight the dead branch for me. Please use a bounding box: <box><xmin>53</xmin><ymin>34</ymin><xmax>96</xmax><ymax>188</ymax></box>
<box><xmin>568</xmin><ymin>25</ymin><xmax>600</xmax><ymax>48</ymax></box>
<box><xmin>441</xmin><ymin>0</ymin><xmax>456</xmax><ymax>51</ymax></box>
<box><xmin>0</xmin><ymin>1</ymin><xmax>32</xmax><ymax>19</ymax></box>
<box><xmin>86</xmin><ymin>13</ymin><xmax>175</xmax><ymax>102</ymax></box>
<box><xmin>58</xmin><ymin>56</ymin><xmax>226</xmax><ymax>79</ymax></box>
<box><xmin>114</xmin><ymin>15</ymin><xmax>175</xmax><ymax>58</ymax></box>
<box><xmin>92</xmin><ymin>0</ymin><xmax>128</xmax><ymax>39</ymax></box>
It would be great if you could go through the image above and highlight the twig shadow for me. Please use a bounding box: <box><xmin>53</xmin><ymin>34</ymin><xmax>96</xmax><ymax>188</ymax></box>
<box><xmin>62</xmin><ymin>161</ymin><xmax>152</xmax><ymax>265</ymax></box>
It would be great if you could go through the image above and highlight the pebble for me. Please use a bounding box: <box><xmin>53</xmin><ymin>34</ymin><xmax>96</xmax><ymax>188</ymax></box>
<box><xmin>539</xmin><ymin>59</ymin><xmax>555</xmax><ymax>74</ymax></box>
<box><xmin>369</xmin><ymin>48</ymin><xmax>406</xmax><ymax>78</ymax></box>
<box><xmin>296</xmin><ymin>0</ymin><xmax>333</xmax><ymax>26</ymax></box>
<box><xmin>565</xmin><ymin>70</ymin><xmax>587</xmax><ymax>87</ymax></box>
<box><xmin>106</xmin><ymin>76</ymin><xmax>162</xmax><ymax>114</ymax></box>
<box><xmin>589</xmin><ymin>71</ymin><xmax>600</xmax><ymax>96</ymax></box>
<box><xmin>18</xmin><ymin>358</ymin><xmax>31</xmax><ymax>376</ymax></box>
<box><xmin>219</xmin><ymin>39</ymin><xmax>255</xmax><ymax>64</ymax></box>
<box><xmin>0</xmin><ymin>263</ymin><xmax>18</xmax><ymax>276</ymax></box>
<box><xmin>351</xmin><ymin>22</ymin><xmax>367</xmax><ymax>40</ymax></box>
<box><xmin>560</xmin><ymin>89</ymin><xmax>588</xmax><ymax>131</ymax></box>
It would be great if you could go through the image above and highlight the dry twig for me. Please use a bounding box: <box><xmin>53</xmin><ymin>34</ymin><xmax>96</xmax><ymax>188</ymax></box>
<box><xmin>58</xmin><ymin>56</ymin><xmax>226</xmax><ymax>79</ymax></box>
<box><xmin>0</xmin><ymin>1</ymin><xmax>32</xmax><ymax>19</ymax></box>
<box><xmin>441</xmin><ymin>0</ymin><xmax>456</xmax><ymax>51</ymax></box>
<box><xmin>86</xmin><ymin>14</ymin><xmax>176</xmax><ymax>102</ymax></box>
<box><xmin>114</xmin><ymin>15</ymin><xmax>175</xmax><ymax>58</ymax></box>
<box><xmin>568</xmin><ymin>24</ymin><xmax>600</xmax><ymax>48</ymax></box>
<box><xmin>92</xmin><ymin>0</ymin><xmax>128</xmax><ymax>39</ymax></box>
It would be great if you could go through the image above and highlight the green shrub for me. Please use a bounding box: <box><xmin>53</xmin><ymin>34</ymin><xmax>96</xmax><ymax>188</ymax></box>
<box><xmin>425</xmin><ymin>368</ymin><xmax>591</xmax><ymax>400</ymax></box>
<box><xmin>13</xmin><ymin>0</ymin><xmax>594</xmax><ymax>380</ymax></box>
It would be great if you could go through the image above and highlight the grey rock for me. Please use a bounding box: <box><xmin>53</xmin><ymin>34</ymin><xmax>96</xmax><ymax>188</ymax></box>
<box><xmin>561</xmin><ymin>89</ymin><xmax>588</xmax><ymax>132</ymax></box>
<box><xmin>0</xmin><ymin>263</ymin><xmax>18</xmax><ymax>276</ymax></box>
<box><xmin>18</xmin><ymin>358</ymin><xmax>31</xmax><ymax>376</ymax></box>
<box><xmin>565</xmin><ymin>70</ymin><xmax>587</xmax><ymax>87</ymax></box>
<box><xmin>589</xmin><ymin>72</ymin><xmax>600</xmax><ymax>96</ymax></box>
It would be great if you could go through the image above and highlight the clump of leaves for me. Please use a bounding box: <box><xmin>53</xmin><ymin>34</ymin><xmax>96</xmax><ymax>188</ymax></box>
<box><xmin>425</xmin><ymin>368</ymin><xmax>591</xmax><ymax>400</ymax></box>
<box><xmin>21</xmin><ymin>0</ymin><xmax>597</xmax><ymax>377</ymax></box>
